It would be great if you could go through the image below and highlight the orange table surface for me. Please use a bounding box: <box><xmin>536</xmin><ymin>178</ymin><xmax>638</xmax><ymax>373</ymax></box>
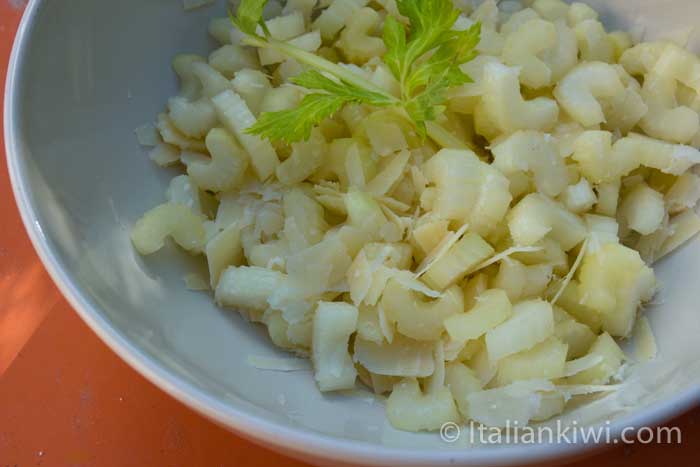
<box><xmin>1</xmin><ymin>2</ymin><xmax>699</xmax><ymax>466</ymax></box>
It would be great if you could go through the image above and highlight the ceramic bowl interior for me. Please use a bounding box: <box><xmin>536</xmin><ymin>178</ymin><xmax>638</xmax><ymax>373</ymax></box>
<box><xmin>6</xmin><ymin>1</ymin><xmax>700</xmax><ymax>466</ymax></box>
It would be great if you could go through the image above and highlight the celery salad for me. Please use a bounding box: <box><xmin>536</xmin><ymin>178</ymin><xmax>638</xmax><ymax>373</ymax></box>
<box><xmin>132</xmin><ymin>0</ymin><xmax>700</xmax><ymax>431</ymax></box>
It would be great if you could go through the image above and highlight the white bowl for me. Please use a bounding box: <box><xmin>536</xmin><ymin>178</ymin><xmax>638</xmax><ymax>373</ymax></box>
<box><xmin>5</xmin><ymin>1</ymin><xmax>700</xmax><ymax>465</ymax></box>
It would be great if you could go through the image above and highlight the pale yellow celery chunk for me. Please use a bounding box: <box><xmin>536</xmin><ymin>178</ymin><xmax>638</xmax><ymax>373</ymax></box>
<box><xmin>386</xmin><ymin>378</ymin><xmax>460</xmax><ymax>432</ymax></box>
<box><xmin>566</xmin><ymin>333</ymin><xmax>625</xmax><ymax>384</ymax></box>
<box><xmin>444</xmin><ymin>289</ymin><xmax>512</xmax><ymax>342</ymax></box>
<box><xmin>578</xmin><ymin>243</ymin><xmax>656</xmax><ymax>337</ymax></box>
<box><xmin>216</xmin><ymin>265</ymin><xmax>286</xmax><ymax>311</ymax></box>
<box><xmin>336</xmin><ymin>7</ymin><xmax>386</xmax><ymax>64</ymax></box>
<box><xmin>382</xmin><ymin>279</ymin><xmax>463</xmax><ymax>341</ymax></box>
<box><xmin>479</xmin><ymin>61</ymin><xmax>559</xmax><ymax>136</ymax></box>
<box><xmin>167</xmin><ymin>97</ymin><xmax>217</xmax><ymax>139</ymax></box>
<box><xmin>491</xmin><ymin>130</ymin><xmax>568</xmax><ymax>197</ymax></box>
<box><xmin>312</xmin><ymin>302</ymin><xmax>358</xmax><ymax>391</ymax></box>
<box><xmin>423</xmin><ymin>148</ymin><xmax>512</xmax><ymax>235</ymax></box>
<box><xmin>618</xmin><ymin>183</ymin><xmax>665</xmax><ymax>236</ymax></box>
<box><xmin>466</xmin><ymin>379</ymin><xmax>556</xmax><ymax>428</ymax></box>
<box><xmin>212</xmin><ymin>90</ymin><xmax>279</xmax><ymax>181</ymax></box>
<box><xmin>353</xmin><ymin>335</ymin><xmax>435</xmax><ymax>377</ymax></box>
<box><xmin>188</xmin><ymin>128</ymin><xmax>249</xmax><ymax>192</ymax></box>
<box><xmin>131</xmin><ymin>203</ymin><xmax>206</xmax><ymax>255</ymax></box>
<box><xmin>486</xmin><ymin>299</ymin><xmax>555</xmax><ymax>361</ymax></box>
<box><xmin>445</xmin><ymin>362</ymin><xmax>483</xmax><ymax>420</ymax></box>
<box><xmin>507</xmin><ymin>193</ymin><xmax>587</xmax><ymax>250</ymax></box>
<box><xmin>553</xmin><ymin>307</ymin><xmax>596</xmax><ymax>359</ymax></box>
<box><xmin>493</xmin><ymin>336</ymin><xmax>568</xmax><ymax>386</ymax></box>
<box><xmin>422</xmin><ymin>232</ymin><xmax>495</xmax><ymax>290</ymax></box>
<box><xmin>206</xmin><ymin>223</ymin><xmax>243</xmax><ymax>288</ymax></box>
<box><xmin>554</xmin><ymin>62</ymin><xmax>623</xmax><ymax>127</ymax></box>
<box><xmin>501</xmin><ymin>18</ymin><xmax>557</xmax><ymax>89</ymax></box>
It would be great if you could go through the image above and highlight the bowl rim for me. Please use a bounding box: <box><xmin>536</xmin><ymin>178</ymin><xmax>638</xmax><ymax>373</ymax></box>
<box><xmin>5</xmin><ymin>1</ymin><xmax>700</xmax><ymax>465</ymax></box>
